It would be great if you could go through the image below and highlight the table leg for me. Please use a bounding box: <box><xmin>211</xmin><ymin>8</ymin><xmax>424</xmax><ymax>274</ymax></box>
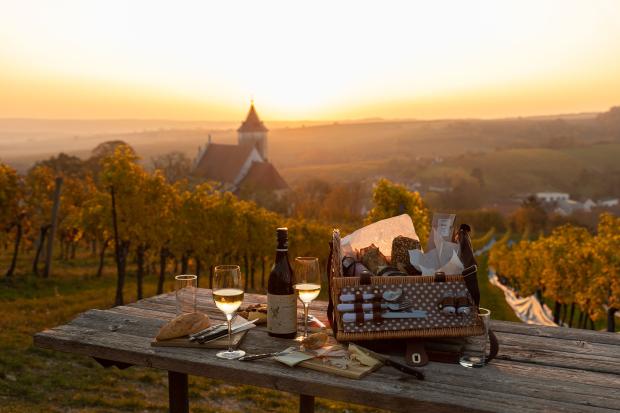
<box><xmin>168</xmin><ymin>371</ymin><xmax>189</xmax><ymax>413</ymax></box>
<box><xmin>299</xmin><ymin>394</ymin><xmax>315</xmax><ymax>413</ymax></box>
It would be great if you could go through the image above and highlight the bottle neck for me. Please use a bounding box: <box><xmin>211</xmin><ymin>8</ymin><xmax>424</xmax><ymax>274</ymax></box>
<box><xmin>275</xmin><ymin>249</ymin><xmax>289</xmax><ymax>260</ymax></box>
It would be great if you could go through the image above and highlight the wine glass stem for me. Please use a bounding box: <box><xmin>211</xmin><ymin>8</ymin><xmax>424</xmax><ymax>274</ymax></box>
<box><xmin>226</xmin><ymin>313</ymin><xmax>233</xmax><ymax>353</ymax></box>
<box><xmin>303</xmin><ymin>303</ymin><xmax>309</xmax><ymax>338</ymax></box>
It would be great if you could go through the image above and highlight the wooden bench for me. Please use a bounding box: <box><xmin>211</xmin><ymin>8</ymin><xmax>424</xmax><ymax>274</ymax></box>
<box><xmin>33</xmin><ymin>289</ymin><xmax>620</xmax><ymax>412</ymax></box>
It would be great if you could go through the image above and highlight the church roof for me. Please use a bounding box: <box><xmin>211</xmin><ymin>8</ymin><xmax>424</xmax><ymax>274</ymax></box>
<box><xmin>237</xmin><ymin>161</ymin><xmax>289</xmax><ymax>191</ymax></box>
<box><xmin>237</xmin><ymin>103</ymin><xmax>268</xmax><ymax>133</ymax></box>
<box><xmin>192</xmin><ymin>143</ymin><xmax>256</xmax><ymax>183</ymax></box>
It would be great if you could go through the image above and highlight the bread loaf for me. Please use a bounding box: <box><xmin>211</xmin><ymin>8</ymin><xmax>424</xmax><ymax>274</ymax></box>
<box><xmin>156</xmin><ymin>312</ymin><xmax>210</xmax><ymax>341</ymax></box>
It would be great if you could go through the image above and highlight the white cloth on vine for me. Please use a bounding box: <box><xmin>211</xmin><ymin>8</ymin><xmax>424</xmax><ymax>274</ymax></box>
<box><xmin>488</xmin><ymin>268</ymin><xmax>557</xmax><ymax>326</ymax></box>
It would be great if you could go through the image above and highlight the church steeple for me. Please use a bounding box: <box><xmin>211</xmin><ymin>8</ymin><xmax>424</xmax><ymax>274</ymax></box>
<box><xmin>237</xmin><ymin>102</ymin><xmax>268</xmax><ymax>159</ymax></box>
<box><xmin>237</xmin><ymin>101</ymin><xmax>268</xmax><ymax>133</ymax></box>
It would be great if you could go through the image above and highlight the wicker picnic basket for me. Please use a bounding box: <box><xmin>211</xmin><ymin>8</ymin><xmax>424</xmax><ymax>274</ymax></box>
<box><xmin>327</xmin><ymin>230</ymin><xmax>484</xmax><ymax>342</ymax></box>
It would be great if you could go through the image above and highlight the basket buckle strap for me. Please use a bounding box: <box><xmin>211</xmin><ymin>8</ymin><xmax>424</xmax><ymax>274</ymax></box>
<box><xmin>359</xmin><ymin>270</ymin><xmax>372</xmax><ymax>285</ymax></box>
<box><xmin>434</xmin><ymin>271</ymin><xmax>446</xmax><ymax>283</ymax></box>
<box><xmin>372</xmin><ymin>311</ymin><xmax>383</xmax><ymax>323</ymax></box>
<box><xmin>355</xmin><ymin>312</ymin><xmax>364</xmax><ymax>325</ymax></box>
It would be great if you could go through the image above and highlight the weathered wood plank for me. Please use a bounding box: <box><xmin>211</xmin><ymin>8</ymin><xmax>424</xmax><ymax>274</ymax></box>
<box><xmin>34</xmin><ymin>326</ymin><xmax>484</xmax><ymax>412</ymax></box>
<box><xmin>491</xmin><ymin>319</ymin><xmax>620</xmax><ymax>345</ymax></box>
<box><xmin>33</xmin><ymin>290</ymin><xmax>620</xmax><ymax>413</ymax></box>
<box><xmin>37</xmin><ymin>324</ymin><xmax>614</xmax><ymax>413</ymax></box>
<box><xmin>39</xmin><ymin>309</ymin><xmax>620</xmax><ymax>410</ymax></box>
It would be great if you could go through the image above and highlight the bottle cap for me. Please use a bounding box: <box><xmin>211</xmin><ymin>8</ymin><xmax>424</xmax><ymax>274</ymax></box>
<box><xmin>276</xmin><ymin>227</ymin><xmax>288</xmax><ymax>248</ymax></box>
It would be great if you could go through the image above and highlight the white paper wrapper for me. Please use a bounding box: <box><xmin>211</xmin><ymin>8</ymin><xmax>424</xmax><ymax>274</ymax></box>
<box><xmin>409</xmin><ymin>228</ymin><xmax>464</xmax><ymax>275</ymax></box>
<box><xmin>340</xmin><ymin>214</ymin><xmax>419</xmax><ymax>258</ymax></box>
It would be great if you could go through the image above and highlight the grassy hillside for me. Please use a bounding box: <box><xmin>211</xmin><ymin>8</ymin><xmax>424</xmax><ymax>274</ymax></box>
<box><xmin>280</xmin><ymin>143</ymin><xmax>620</xmax><ymax>201</ymax></box>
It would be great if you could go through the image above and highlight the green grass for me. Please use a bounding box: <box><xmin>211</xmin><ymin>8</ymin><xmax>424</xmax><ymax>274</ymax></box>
<box><xmin>0</xmin><ymin>251</ymin><xmax>383</xmax><ymax>413</ymax></box>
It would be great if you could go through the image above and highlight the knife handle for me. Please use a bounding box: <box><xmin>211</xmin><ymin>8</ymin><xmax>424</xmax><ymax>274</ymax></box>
<box><xmin>385</xmin><ymin>359</ymin><xmax>425</xmax><ymax>380</ymax></box>
<box><xmin>238</xmin><ymin>352</ymin><xmax>276</xmax><ymax>362</ymax></box>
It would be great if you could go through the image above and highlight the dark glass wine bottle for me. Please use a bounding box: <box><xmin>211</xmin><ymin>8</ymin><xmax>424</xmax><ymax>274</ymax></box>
<box><xmin>267</xmin><ymin>227</ymin><xmax>297</xmax><ymax>338</ymax></box>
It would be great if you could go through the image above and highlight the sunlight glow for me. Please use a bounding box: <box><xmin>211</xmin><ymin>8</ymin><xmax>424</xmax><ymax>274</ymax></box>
<box><xmin>1</xmin><ymin>0</ymin><xmax>619</xmax><ymax>120</ymax></box>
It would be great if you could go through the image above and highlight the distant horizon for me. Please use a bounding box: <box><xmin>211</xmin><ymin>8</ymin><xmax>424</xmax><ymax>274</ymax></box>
<box><xmin>0</xmin><ymin>107</ymin><xmax>609</xmax><ymax>126</ymax></box>
<box><xmin>2</xmin><ymin>1</ymin><xmax>620</xmax><ymax>120</ymax></box>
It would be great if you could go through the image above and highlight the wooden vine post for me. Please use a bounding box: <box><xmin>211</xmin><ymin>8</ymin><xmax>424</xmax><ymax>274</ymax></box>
<box><xmin>43</xmin><ymin>177</ymin><xmax>63</xmax><ymax>278</ymax></box>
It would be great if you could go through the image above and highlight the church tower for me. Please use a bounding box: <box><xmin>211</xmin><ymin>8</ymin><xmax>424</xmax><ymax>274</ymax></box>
<box><xmin>237</xmin><ymin>102</ymin><xmax>269</xmax><ymax>160</ymax></box>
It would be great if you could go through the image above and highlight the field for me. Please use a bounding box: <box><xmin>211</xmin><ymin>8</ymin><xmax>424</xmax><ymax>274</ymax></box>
<box><xmin>280</xmin><ymin>143</ymin><xmax>620</xmax><ymax>198</ymax></box>
<box><xmin>0</xmin><ymin>249</ymin><xmax>518</xmax><ymax>412</ymax></box>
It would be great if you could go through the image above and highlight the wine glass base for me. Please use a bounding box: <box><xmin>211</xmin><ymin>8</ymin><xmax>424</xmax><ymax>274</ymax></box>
<box><xmin>216</xmin><ymin>349</ymin><xmax>246</xmax><ymax>360</ymax></box>
<box><xmin>459</xmin><ymin>355</ymin><xmax>485</xmax><ymax>368</ymax></box>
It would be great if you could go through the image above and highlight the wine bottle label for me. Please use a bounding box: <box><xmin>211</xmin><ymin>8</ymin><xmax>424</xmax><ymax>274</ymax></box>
<box><xmin>267</xmin><ymin>293</ymin><xmax>297</xmax><ymax>334</ymax></box>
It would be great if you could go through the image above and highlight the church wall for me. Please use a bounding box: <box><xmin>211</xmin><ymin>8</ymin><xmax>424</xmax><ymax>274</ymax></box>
<box><xmin>233</xmin><ymin>147</ymin><xmax>264</xmax><ymax>186</ymax></box>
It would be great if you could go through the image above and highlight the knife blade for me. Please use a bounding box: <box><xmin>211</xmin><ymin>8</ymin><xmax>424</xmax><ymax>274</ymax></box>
<box><xmin>196</xmin><ymin>319</ymin><xmax>258</xmax><ymax>344</ymax></box>
<box><xmin>238</xmin><ymin>347</ymin><xmax>294</xmax><ymax>361</ymax></box>
<box><xmin>354</xmin><ymin>344</ymin><xmax>424</xmax><ymax>380</ymax></box>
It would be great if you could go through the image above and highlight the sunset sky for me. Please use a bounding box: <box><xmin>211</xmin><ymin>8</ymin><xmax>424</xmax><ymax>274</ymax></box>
<box><xmin>1</xmin><ymin>0</ymin><xmax>620</xmax><ymax>121</ymax></box>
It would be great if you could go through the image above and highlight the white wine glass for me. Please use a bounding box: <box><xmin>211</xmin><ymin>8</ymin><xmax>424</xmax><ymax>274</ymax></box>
<box><xmin>213</xmin><ymin>265</ymin><xmax>245</xmax><ymax>360</ymax></box>
<box><xmin>293</xmin><ymin>257</ymin><xmax>321</xmax><ymax>338</ymax></box>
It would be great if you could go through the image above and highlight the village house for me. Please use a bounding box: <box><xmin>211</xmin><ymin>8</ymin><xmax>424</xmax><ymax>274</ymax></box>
<box><xmin>191</xmin><ymin>103</ymin><xmax>289</xmax><ymax>197</ymax></box>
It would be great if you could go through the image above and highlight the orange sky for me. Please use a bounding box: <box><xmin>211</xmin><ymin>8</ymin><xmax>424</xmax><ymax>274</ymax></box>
<box><xmin>1</xmin><ymin>1</ymin><xmax>620</xmax><ymax>121</ymax></box>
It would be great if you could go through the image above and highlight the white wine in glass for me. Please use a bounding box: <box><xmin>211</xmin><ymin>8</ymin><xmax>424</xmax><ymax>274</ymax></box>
<box><xmin>213</xmin><ymin>265</ymin><xmax>245</xmax><ymax>360</ymax></box>
<box><xmin>293</xmin><ymin>257</ymin><xmax>321</xmax><ymax>339</ymax></box>
<box><xmin>295</xmin><ymin>283</ymin><xmax>321</xmax><ymax>304</ymax></box>
<box><xmin>213</xmin><ymin>288</ymin><xmax>244</xmax><ymax>315</ymax></box>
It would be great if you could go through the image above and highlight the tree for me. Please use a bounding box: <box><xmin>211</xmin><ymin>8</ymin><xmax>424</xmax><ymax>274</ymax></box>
<box><xmin>24</xmin><ymin>165</ymin><xmax>56</xmax><ymax>276</ymax></box>
<box><xmin>590</xmin><ymin>214</ymin><xmax>620</xmax><ymax>331</ymax></box>
<box><xmin>0</xmin><ymin>163</ymin><xmax>24</xmax><ymax>277</ymax></box>
<box><xmin>87</xmin><ymin>140</ymin><xmax>135</xmax><ymax>179</ymax></box>
<box><xmin>365</xmin><ymin>178</ymin><xmax>430</xmax><ymax>244</ymax></box>
<box><xmin>100</xmin><ymin>145</ymin><xmax>147</xmax><ymax>305</ymax></box>
<box><xmin>151</xmin><ymin>152</ymin><xmax>192</xmax><ymax>183</ymax></box>
<box><xmin>33</xmin><ymin>153</ymin><xmax>87</xmax><ymax>179</ymax></box>
<box><xmin>81</xmin><ymin>188</ymin><xmax>112</xmax><ymax>277</ymax></box>
<box><xmin>510</xmin><ymin>196</ymin><xmax>548</xmax><ymax>235</ymax></box>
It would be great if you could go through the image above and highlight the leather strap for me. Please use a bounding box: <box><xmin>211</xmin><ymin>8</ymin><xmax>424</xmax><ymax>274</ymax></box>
<box><xmin>326</xmin><ymin>241</ymin><xmax>337</xmax><ymax>336</ymax></box>
<box><xmin>406</xmin><ymin>341</ymin><xmax>429</xmax><ymax>366</ymax></box>
<box><xmin>359</xmin><ymin>270</ymin><xmax>372</xmax><ymax>285</ymax></box>
<box><xmin>434</xmin><ymin>271</ymin><xmax>446</xmax><ymax>283</ymax></box>
<box><xmin>486</xmin><ymin>329</ymin><xmax>499</xmax><ymax>364</ymax></box>
<box><xmin>356</xmin><ymin>312</ymin><xmax>364</xmax><ymax>324</ymax></box>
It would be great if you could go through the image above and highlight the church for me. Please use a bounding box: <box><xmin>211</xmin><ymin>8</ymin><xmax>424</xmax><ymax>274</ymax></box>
<box><xmin>192</xmin><ymin>103</ymin><xmax>289</xmax><ymax>196</ymax></box>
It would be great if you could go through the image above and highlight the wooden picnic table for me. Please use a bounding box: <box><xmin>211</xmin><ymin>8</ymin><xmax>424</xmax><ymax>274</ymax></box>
<box><xmin>34</xmin><ymin>289</ymin><xmax>620</xmax><ymax>413</ymax></box>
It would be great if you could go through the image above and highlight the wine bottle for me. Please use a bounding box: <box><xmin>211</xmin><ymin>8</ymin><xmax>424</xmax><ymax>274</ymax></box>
<box><xmin>267</xmin><ymin>227</ymin><xmax>297</xmax><ymax>338</ymax></box>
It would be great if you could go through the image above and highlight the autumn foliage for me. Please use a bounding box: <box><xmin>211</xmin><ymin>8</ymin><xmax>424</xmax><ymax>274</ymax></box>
<box><xmin>489</xmin><ymin>215</ymin><xmax>620</xmax><ymax>330</ymax></box>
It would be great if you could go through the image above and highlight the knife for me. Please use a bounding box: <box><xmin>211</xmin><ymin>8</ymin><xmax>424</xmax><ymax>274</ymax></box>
<box><xmin>354</xmin><ymin>344</ymin><xmax>424</xmax><ymax>380</ymax></box>
<box><xmin>238</xmin><ymin>347</ymin><xmax>294</xmax><ymax>361</ymax></box>
<box><xmin>195</xmin><ymin>319</ymin><xmax>258</xmax><ymax>343</ymax></box>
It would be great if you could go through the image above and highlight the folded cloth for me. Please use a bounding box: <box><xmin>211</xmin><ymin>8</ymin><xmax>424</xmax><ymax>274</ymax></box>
<box><xmin>274</xmin><ymin>350</ymin><xmax>314</xmax><ymax>367</ymax></box>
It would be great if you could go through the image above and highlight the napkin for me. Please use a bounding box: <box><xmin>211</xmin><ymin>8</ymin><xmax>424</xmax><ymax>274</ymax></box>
<box><xmin>341</xmin><ymin>214</ymin><xmax>419</xmax><ymax>258</ymax></box>
<box><xmin>274</xmin><ymin>350</ymin><xmax>315</xmax><ymax>367</ymax></box>
<box><xmin>409</xmin><ymin>228</ymin><xmax>464</xmax><ymax>275</ymax></box>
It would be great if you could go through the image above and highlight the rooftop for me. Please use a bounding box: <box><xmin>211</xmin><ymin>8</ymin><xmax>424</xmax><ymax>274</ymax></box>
<box><xmin>192</xmin><ymin>143</ymin><xmax>256</xmax><ymax>183</ymax></box>
<box><xmin>237</xmin><ymin>103</ymin><xmax>268</xmax><ymax>133</ymax></box>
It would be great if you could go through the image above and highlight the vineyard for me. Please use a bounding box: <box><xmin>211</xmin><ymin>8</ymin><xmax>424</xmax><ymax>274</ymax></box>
<box><xmin>489</xmin><ymin>214</ymin><xmax>620</xmax><ymax>331</ymax></box>
<box><xmin>0</xmin><ymin>144</ymin><xmax>431</xmax><ymax>305</ymax></box>
<box><xmin>2</xmin><ymin>142</ymin><xmax>618</xmax><ymax>411</ymax></box>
